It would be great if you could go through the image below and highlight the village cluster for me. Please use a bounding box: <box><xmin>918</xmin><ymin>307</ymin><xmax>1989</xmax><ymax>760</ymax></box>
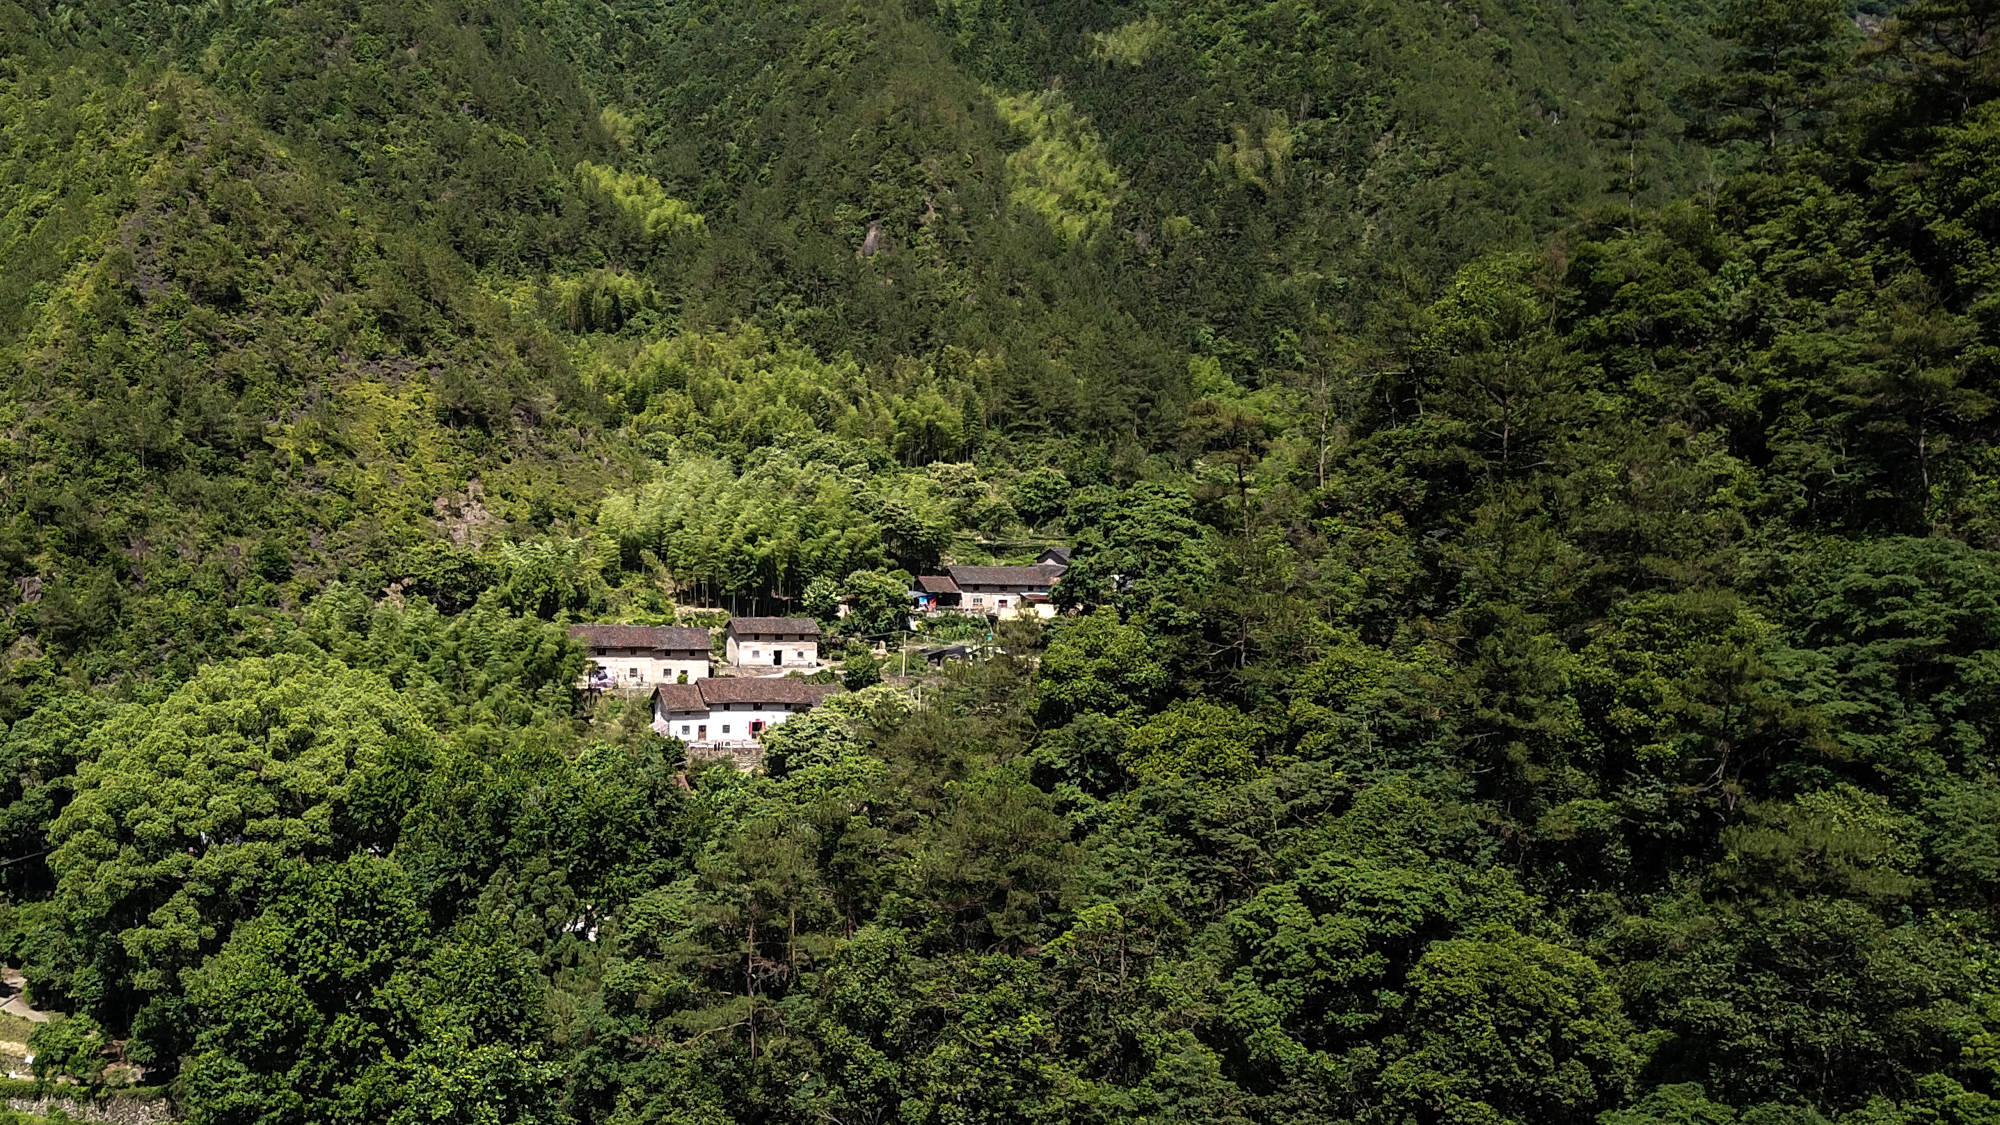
<box><xmin>571</xmin><ymin>550</ymin><xmax>1069</xmax><ymax>761</ymax></box>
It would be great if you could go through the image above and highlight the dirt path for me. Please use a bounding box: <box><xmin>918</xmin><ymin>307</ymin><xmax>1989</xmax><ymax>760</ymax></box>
<box><xmin>0</xmin><ymin>970</ymin><xmax>51</xmax><ymax>1024</ymax></box>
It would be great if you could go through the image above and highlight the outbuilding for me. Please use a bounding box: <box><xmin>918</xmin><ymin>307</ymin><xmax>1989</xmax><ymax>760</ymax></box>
<box><xmin>919</xmin><ymin>644</ymin><xmax>972</xmax><ymax>667</ymax></box>
<box><xmin>911</xmin><ymin>573</ymin><xmax>962</xmax><ymax>615</ymax></box>
<box><xmin>724</xmin><ymin>617</ymin><xmax>821</xmax><ymax>669</ymax></box>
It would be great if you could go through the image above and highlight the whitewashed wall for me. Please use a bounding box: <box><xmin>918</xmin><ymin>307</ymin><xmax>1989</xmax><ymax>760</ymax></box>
<box><xmin>724</xmin><ymin>637</ymin><xmax>819</xmax><ymax>667</ymax></box>
<box><xmin>586</xmin><ymin>653</ymin><xmax>709</xmax><ymax>687</ymax></box>
<box><xmin>653</xmin><ymin>700</ymin><xmax>813</xmax><ymax>743</ymax></box>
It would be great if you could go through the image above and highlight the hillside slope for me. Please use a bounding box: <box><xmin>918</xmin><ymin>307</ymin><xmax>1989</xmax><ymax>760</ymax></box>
<box><xmin>23</xmin><ymin>5</ymin><xmax>2000</xmax><ymax>1125</ymax></box>
<box><xmin>0</xmin><ymin>0</ymin><xmax>1721</xmax><ymax>695</ymax></box>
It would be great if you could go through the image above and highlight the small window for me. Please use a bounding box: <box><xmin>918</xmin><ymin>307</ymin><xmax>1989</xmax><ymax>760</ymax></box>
<box><xmin>680</xmin><ymin>724</ymin><xmax>691</xmax><ymax>736</ymax></box>
<box><xmin>722</xmin><ymin>724</ymin><xmax>732</xmax><ymax>735</ymax></box>
<box><xmin>631</xmin><ymin>667</ymin><xmax>643</xmax><ymax>681</ymax></box>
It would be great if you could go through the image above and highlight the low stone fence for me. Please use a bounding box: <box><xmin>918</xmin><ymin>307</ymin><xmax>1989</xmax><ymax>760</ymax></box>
<box><xmin>6</xmin><ymin>1093</ymin><xmax>177</xmax><ymax>1124</ymax></box>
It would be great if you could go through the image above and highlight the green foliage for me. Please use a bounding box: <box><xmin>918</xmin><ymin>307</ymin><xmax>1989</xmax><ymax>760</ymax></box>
<box><xmin>5</xmin><ymin>1</ymin><xmax>2000</xmax><ymax>1124</ymax></box>
<box><xmin>991</xmin><ymin>88</ymin><xmax>1125</xmax><ymax>244</ymax></box>
<box><xmin>27</xmin><ymin>1014</ymin><xmax>107</xmax><ymax>1084</ymax></box>
<box><xmin>577</xmin><ymin>161</ymin><xmax>705</xmax><ymax>241</ymax></box>
<box><xmin>495</xmin><ymin>537</ymin><xmax>609</xmax><ymax>618</ymax></box>
<box><xmin>598</xmin><ymin>451</ymin><xmax>936</xmax><ymax>603</ymax></box>
<box><xmin>0</xmin><ymin>693</ymin><xmax>118</xmax><ymax>902</ymax></box>
<box><xmin>1211</xmin><ymin>109</ymin><xmax>1296</xmax><ymax>195</ymax></box>
<box><xmin>1599</xmin><ymin>1082</ymin><xmax>1826</xmax><ymax>1125</ymax></box>
<box><xmin>1124</xmin><ymin>698</ymin><xmax>1261</xmax><ymax>789</ymax></box>
<box><xmin>839</xmin><ymin>568</ymin><xmax>913</xmax><ymax>638</ymax></box>
<box><xmin>1035</xmin><ymin>609</ymin><xmax>1168</xmax><ymax>725</ymax></box>
<box><xmin>41</xmin><ymin>656</ymin><xmax>435</xmax><ymax>1021</ymax></box>
<box><xmin>1009</xmin><ymin>467</ymin><xmax>1070</xmax><ymax>527</ymax></box>
<box><xmin>1088</xmin><ymin>16</ymin><xmax>1169</xmax><ymax>68</ymax></box>
<box><xmin>840</xmin><ymin>648</ymin><xmax>883</xmax><ymax>691</ymax></box>
<box><xmin>176</xmin><ymin>858</ymin><xmax>560</xmax><ymax>1125</ymax></box>
<box><xmin>1684</xmin><ymin>0</ymin><xmax>1853</xmax><ymax>153</ymax></box>
<box><xmin>1058</xmin><ymin>484</ymin><xmax>1214</xmax><ymax>632</ymax></box>
<box><xmin>1773</xmin><ymin>538</ymin><xmax>2000</xmax><ymax>791</ymax></box>
<box><xmin>1382</xmin><ymin>926</ymin><xmax>1636</xmax><ymax>1125</ymax></box>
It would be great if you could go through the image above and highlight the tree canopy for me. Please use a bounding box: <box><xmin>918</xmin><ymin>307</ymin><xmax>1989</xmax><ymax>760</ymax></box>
<box><xmin>4</xmin><ymin>0</ymin><xmax>2000</xmax><ymax>1123</ymax></box>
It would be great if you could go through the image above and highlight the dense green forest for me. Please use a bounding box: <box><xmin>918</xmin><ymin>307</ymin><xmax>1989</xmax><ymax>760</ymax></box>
<box><xmin>4</xmin><ymin>0</ymin><xmax>2000</xmax><ymax>1121</ymax></box>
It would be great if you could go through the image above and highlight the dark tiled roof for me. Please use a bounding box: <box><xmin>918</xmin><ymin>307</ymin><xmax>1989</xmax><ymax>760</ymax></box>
<box><xmin>697</xmin><ymin>678</ymin><xmax>841</xmax><ymax>706</ymax></box>
<box><xmin>652</xmin><ymin>683</ymin><xmax>707</xmax><ymax>711</ymax></box>
<box><xmin>945</xmin><ymin>564</ymin><xmax>1062</xmax><ymax>588</ymax></box>
<box><xmin>727</xmin><ymin>616</ymin><xmax>821</xmax><ymax>636</ymax></box>
<box><xmin>1037</xmin><ymin>546</ymin><xmax>1072</xmax><ymax>564</ymax></box>
<box><xmin>570</xmin><ymin>624</ymin><xmax>711</xmax><ymax>651</ymax></box>
<box><xmin>916</xmin><ymin>574</ymin><xmax>961</xmax><ymax>594</ymax></box>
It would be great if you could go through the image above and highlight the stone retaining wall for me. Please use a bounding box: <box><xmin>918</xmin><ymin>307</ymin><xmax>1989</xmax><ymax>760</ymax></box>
<box><xmin>686</xmin><ymin>743</ymin><xmax>762</xmax><ymax>771</ymax></box>
<box><xmin>7</xmin><ymin>1094</ymin><xmax>177</xmax><ymax>1124</ymax></box>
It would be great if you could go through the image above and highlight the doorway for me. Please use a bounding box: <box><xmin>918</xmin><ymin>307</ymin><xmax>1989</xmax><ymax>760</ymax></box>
<box><xmin>773</xmin><ymin>650</ymin><xmax>783</xmax><ymax>665</ymax></box>
<box><xmin>697</xmin><ymin>724</ymin><xmax>708</xmax><ymax>742</ymax></box>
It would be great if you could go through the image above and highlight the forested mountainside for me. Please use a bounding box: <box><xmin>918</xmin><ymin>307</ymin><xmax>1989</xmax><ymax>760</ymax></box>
<box><xmin>0</xmin><ymin>0</ymin><xmax>1726</xmax><ymax>689</ymax></box>
<box><xmin>3</xmin><ymin>0</ymin><xmax>2000</xmax><ymax>1122</ymax></box>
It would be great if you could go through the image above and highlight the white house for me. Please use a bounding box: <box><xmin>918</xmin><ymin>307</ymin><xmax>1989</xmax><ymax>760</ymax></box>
<box><xmin>942</xmin><ymin>564</ymin><xmax>1063</xmax><ymax>619</ymax></box>
<box><xmin>724</xmin><ymin>617</ymin><xmax>820</xmax><ymax>669</ymax></box>
<box><xmin>651</xmin><ymin>677</ymin><xmax>842</xmax><ymax>748</ymax></box>
<box><xmin>570</xmin><ymin>624</ymin><xmax>712</xmax><ymax>690</ymax></box>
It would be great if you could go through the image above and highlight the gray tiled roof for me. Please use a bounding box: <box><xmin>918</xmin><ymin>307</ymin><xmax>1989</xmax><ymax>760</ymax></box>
<box><xmin>569</xmin><ymin>624</ymin><xmax>711</xmax><ymax>651</ymax></box>
<box><xmin>727</xmin><ymin>616</ymin><xmax>821</xmax><ymax>636</ymax></box>
<box><xmin>945</xmin><ymin>564</ymin><xmax>1061</xmax><ymax>587</ymax></box>
<box><xmin>653</xmin><ymin>678</ymin><xmax>841</xmax><ymax>708</ymax></box>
